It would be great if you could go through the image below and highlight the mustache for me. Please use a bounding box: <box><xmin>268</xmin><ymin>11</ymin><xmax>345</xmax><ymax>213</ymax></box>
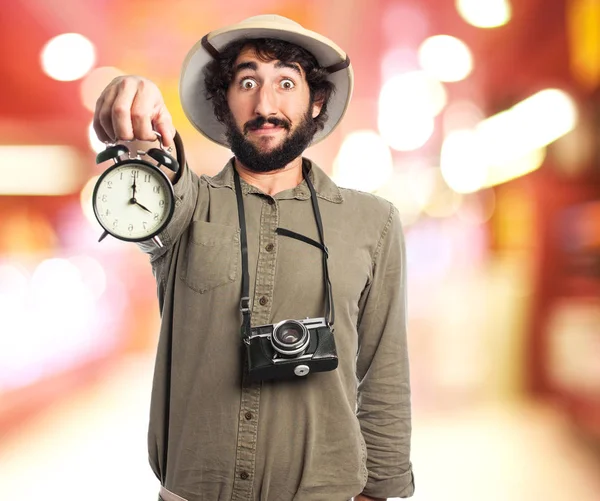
<box><xmin>243</xmin><ymin>116</ymin><xmax>291</xmax><ymax>134</ymax></box>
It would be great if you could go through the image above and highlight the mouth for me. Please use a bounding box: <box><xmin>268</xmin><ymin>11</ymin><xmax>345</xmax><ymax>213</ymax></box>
<box><xmin>244</xmin><ymin>116</ymin><xmax>291</xmax><ymax>136</ymax></box>
<box><xmin>248</xmin><ymin>125</ymin><xmax>286</xmax><ymax>136</ymax></box>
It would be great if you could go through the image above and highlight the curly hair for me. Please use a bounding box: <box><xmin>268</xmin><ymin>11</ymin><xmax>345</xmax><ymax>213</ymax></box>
<box><xmin>203</xmin><ymin>38</ymin><xmax>335</xmax><ymax>131</ymax></box>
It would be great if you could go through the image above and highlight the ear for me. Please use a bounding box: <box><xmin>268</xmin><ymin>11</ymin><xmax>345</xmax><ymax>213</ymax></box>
<box><xmin>312</xmin><ymin>98</ymin><xmax>324</xmax><ymax>119</ymax></box>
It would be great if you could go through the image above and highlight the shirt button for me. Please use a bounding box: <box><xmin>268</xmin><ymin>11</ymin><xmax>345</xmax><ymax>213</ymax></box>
<box><xmin>259</xmin><ymin>296</ymin><xmax>268</xmax><ymax>306</ymax></box>
<box><xmin>240</xmin><ymin>471</ymin><xmax>249</xmax><ymax>480</ymax></box>
<box><xmin>265</xmin><ymin>243</ymin><xmax>274</xmax><ymax>252</ymax></box>
<box><xmin>244</xmin><ymin>411</ymin><xmax>253</xmax><ymax>420</ymax></box>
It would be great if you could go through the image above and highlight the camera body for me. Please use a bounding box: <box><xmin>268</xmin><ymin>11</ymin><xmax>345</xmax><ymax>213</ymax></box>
<box><xmin>245</xmin><ymin>317</ymin><xmax>338</xmax><ymax>382</ymax></box>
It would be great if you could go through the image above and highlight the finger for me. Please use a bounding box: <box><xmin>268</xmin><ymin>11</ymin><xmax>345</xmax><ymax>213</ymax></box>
<box><xmin>131</xmin><ymin>82</ymin><xmax>161</xmax><ymax>143</ymax></box>
<box><xmin>93</xmin><ymin>85</ymin><xmax>118</xmax><ymax>143</ymax></box>
<box><xmin>110</xmin><ymin>78</ymin><xmax>139</xmax><ymax>141</ymax></box>
<box><xmin>153</xmin><ymin>108</ymin><xmax>176</xmax><ymax>149</ymax></box>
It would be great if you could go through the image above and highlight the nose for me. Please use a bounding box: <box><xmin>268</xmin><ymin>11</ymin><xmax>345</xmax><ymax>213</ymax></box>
<box><xmin>254</xmin><ymin>84</ymin><xmax>278</xmax><ymax>117</ymax></box>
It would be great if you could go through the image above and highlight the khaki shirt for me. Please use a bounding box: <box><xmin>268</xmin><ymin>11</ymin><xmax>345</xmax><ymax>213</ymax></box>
<box><xmin>140</xmin><ymin>157</ymin><xmax>414</xmax><ymax>501</ymax></box>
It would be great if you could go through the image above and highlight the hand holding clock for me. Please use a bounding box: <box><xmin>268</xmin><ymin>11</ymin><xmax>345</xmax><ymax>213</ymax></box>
<box><xmin>93</xmin><ymin>76</ymin><xmax>177</xmax><ymax>183</ymax></box>
<box><xmin>92</xmin><ymin>75</ymin><xmax>180</xmax><ymax>244</ymax></box>
<box><xmin>93</xmin><ymin>76</ymin><xmax>175</xmax><ymax>147</ymax></box>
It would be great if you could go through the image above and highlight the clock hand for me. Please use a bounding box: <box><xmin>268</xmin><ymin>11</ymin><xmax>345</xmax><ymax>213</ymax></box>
<box><xmin>131</xmin><ymin>176</ymin><xmax>137</xmax><ymax>199</ymax></box>
<box><xmin>134</xmin><ymin>200</ymin><xmax>153</xmax><ymax>214</ymax></box>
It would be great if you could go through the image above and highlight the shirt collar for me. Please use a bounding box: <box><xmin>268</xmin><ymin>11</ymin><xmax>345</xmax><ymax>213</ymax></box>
<box><xmin>203</xmin><ymin>157</ymin><xmax>344</xmax><ymax>204</ymax></box>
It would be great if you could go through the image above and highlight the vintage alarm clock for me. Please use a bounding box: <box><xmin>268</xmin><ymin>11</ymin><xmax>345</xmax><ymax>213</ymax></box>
<box><xmin>92</xmin><ymin>133</ymin><xmax>178</xmax><ymax>247</ymax></box>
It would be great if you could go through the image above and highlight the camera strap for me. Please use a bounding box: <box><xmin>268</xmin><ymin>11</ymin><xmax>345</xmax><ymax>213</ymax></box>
<box><xmin>233</xmin><ymin>168</ymin><xmax>252</xmax><ymax>342</ymax></box>
<box><xmin>233</xmin><ymin>161</ymin><xmax>335</xmax><ymax>343</ymax></box>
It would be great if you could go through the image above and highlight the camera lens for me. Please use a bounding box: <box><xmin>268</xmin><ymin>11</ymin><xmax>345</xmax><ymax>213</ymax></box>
<box><xmin>280</xmin><ymin>326</ymin><xmax>303</xmax><ymax>344</ymax></box>
<box><xmin>272</xmin><ymin>320</ymin><xmax>310</xmax><ymax>356</ymax></box>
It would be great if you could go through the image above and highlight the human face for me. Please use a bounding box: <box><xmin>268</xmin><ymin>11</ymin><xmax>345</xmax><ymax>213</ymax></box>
<box><xmin>225</xmin><ymin>47</ymin><xmax>322</xmax><ymax>172</ymax></box>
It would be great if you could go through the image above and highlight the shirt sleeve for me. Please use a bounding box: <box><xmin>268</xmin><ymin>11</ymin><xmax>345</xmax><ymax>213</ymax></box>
<box><xmin>355</xmin><ymin>203</ymin><xmax>415</xmax><ymax>499</ymax></box>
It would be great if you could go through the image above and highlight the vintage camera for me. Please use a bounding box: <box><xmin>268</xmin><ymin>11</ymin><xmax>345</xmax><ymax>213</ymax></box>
<box><xmin>245</xmin><ymin>317</ymin><xmax>338</xmax><ymax>381</ymax></box>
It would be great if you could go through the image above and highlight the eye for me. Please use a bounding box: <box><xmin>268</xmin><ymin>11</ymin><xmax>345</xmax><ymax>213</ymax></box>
<box><xmin>280</xmin><ymin>79</ymin><xmax>295</xmax><ymax>90</ymax></box>
<box><xmin>240</xmin><ymin>78</ymin><xmax>257</xmax><ymax>90</ymax></box>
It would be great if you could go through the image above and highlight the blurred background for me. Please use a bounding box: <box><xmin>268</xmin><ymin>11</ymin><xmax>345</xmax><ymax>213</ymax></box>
<box><xmin>1</xmin><ymin>0</ymin><xmax>600</xmax><ymax>499</ymax></box>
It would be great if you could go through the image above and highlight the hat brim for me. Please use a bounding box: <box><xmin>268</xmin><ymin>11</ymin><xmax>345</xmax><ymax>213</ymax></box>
<box><xmin>179</xmin><ymin>22</ymin><xmax>353</xmax><ymax>148</ymax></box>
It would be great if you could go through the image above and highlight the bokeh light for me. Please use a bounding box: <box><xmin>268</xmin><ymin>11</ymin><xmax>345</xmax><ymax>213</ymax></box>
<box><xmin>477</xmin><ymin>89</ymin><xmax>577</xmax><ymax>168</ymax></box>
<box><xmin>456</xmin><ymin>0</ymin><xmax>512</xmax><ymax>28</ymax></box>
<box><xmin>40</xmin><ymin>33</ymin><xmax>96</xmax><ymax>82</ymax></box>
<box><xmin>440</xmin><ymin>129</ymin><xmax>488</xmax><ymax>193</ymax></box>
<box><xmin>378</xmin><ymin>71</ymin><xmax>447</xmax><ymax>151</ymax></box>
<box><xmin>380</xmin><ymin>71</ymin><xmax>448</xmax><ymax>117</ymax></box>
<box><xmin>0</xmin><ymin>145</ymin><xmax>83</xmax><ymax>195</ymax></box>
<box><xmin>485</xmin><ymin>147</ymin><xmax>547</xmax><ymax>187</ymax></box>
<box><xmin>89</xmin><ymin>121</ymin><xmax>106</xmax><ymax>154</ymax></box>
<box><xmin>378</xmin><ymin>112</ymin><xmax>435</xmax><ymax>152</ymax></box>
<box><xmin>332</xmin><ymin>130</ymin><xmax>393</xmax><ymax>192</ymax></box>
<box><xmin>418</xmin><ymin>35</ymin><xmax>474</xmax><ymax>82</ymax></box>
<box><xmin>441</xmin><ymin>89</ymin><xmax>577</xmax><ymax>192</ymax></box>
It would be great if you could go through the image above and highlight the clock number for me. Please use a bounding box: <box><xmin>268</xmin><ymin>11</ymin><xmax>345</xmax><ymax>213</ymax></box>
<box><xmin>131</xmin><ymin>170</ymin><xmax>139</xmax><ymax>178</ymax></box>
<box><xmin>153</xmin><ymin>186</ymin><xmax>161</xmax><ymax>194</ymax></box>
<box><xmin>159</xmin><ymin>200</ymin><xmax>165</xmax><ymax>208</ymax></box>
<box><xmin>144</xmin><ymin>174</ymin><xmax>151</xmax><ymax>183</ymax></box>
<box><xmin>142</xmin><ymin>222</ymin><xmax>148</xmax><ymax>230</ymax></box>
<box><xmin>128</xmin><ymin>224</ymin><xmax>134</xmax><ymax>232</ymax></box>
<box><xmin>112</xmin><ymin>219</ymin><xmax>119</xmax><ymax>229</ymax></box>
<box><xmin>107</xmin><ymin>181</ymin><xmax>113</xmax><ymax>189</ymax></box>
<box><xmin>120</xmin><ymin>172</ymin><xmax>124</xmax><ymax>180</ymax></box>
<box><xmin>105</xmin><ymin>209</ymin><xmax>111</xmax><ymax>216</ymax></box>
<box><xmin>154</xmin><ymin>213</ymin><xmax>159</xmax><ymax>221</ymax></box>
<box><xmin>101</xmin><ymin>194</ymin><xmax>108</xmax><ymax>202</ymax></box>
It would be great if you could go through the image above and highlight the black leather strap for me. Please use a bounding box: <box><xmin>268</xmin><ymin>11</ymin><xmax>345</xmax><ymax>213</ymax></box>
<box><xmin>301</xmin><ymin>160</ymin><xmax>335</xmax><ymax>327</ymax></box>
<box><xmin>232</xmin><ymin>162</ymin><xmax>335</xmax><ymax>342</ymax></box>
<box><xmin>233</xmin><ymin>170</ymin><xmax>252</xmax><ymax>342</ymax></box>
<box><xmin>275</xmin><ymin>228</ymin><xmax>328</xmax><ymax>257</ymax></box>
<box><xmin>172</xmin><ymin>131</ymin><xmax>185</xmax><ymax>184</ymax></box>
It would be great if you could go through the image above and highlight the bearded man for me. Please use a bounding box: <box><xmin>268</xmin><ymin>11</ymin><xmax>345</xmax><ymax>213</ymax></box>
<box><xmin>93</xmin><ymin>14</ymin><xmax>414</xmax><ymax>501</ymax></box>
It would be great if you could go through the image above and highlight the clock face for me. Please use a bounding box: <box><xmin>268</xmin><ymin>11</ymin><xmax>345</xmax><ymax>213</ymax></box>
<box><xmin>92</xmin><ymin>160</ymin><xmax>175</xmax><ymax>241</ymax></box>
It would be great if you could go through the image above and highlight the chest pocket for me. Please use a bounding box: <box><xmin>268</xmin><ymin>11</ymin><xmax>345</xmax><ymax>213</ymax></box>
<box><xmin>180</xmin><ymin>220</ymin><xmax>240</xmax><ymax>293</ymax></box>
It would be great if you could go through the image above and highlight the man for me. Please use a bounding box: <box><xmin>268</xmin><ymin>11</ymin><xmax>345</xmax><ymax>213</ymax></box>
<box><xmin>93</xmin><ymin>14</ymin><xmax>414</xmax><ymax>501</ymax></box>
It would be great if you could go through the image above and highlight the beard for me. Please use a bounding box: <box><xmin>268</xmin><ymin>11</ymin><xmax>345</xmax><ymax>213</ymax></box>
<box><xmin>224</xmin><ymin>107</ymin><xmax>318</xmax><ymax>173</ymax></box>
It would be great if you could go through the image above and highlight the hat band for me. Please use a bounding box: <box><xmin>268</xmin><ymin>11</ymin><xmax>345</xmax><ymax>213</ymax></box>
<box><xmin>324</xmin><ymin>57</ymin><xmax>350</xmax><ymax>74</ymax></box>
<box><xmin>201</xmin><ymin>35</ymin><xmax>221</xmax><ymax>59</ymax></box>
<box><xmin>200</xmin><ymin>34</ymin><xmax>350</xmax><ymax>74</ymax></box>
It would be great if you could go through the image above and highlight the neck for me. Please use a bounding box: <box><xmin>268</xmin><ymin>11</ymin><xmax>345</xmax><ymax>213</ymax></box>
<box><xmin>234</xmin><ymin>156</ymin><xmax>304</xmax><ymax>196</ymax></box>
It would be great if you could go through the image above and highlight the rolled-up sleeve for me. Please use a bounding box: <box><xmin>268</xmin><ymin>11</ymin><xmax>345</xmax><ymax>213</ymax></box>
<box><xmin>356</xmin><ymin>203</ymin><xmax>415</xmax><ymax>498</ymax></box>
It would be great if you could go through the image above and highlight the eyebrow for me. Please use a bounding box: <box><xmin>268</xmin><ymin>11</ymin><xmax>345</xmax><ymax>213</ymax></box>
<box><xmin>233</xmin><ymin>60</ymin><xmax>303</xmax><ymax>78</ymax></box>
